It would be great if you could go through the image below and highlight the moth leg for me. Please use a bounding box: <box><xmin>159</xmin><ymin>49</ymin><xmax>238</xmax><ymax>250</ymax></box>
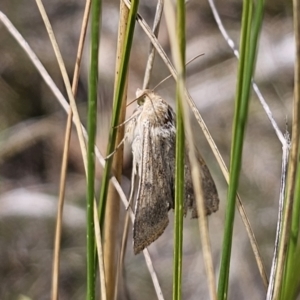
<box><xmin>105</xmin><ymin>136</ymin><xmax>127</xmax><ymax>160</ymax></box>
<box><xmin>126</xmin><ymin>153</ymin><xmax>138</xmax><ymax>210</ymax></box>
<box><xmin>114</xmin><ymin>112</ymin><xmax>137</xmax><ymax>129</ymax></box>
<box><xmin>126</xmin><ymin>172</ymin><xmax>136</xmax><ymax>210</ymax></box>
<box><xmin>106</xmin><ymin>108</ymin><xmax>141</xmax><ymax>160</ymax></box>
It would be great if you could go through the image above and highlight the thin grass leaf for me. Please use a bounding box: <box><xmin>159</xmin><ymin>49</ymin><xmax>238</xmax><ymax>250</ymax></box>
<box><xmin>98</xmin><ymin>0</ymin><xmax>139</xmax><ymax>231</ymax></box>
<box><xmin>282</xmin><ymin>154</ymin><xmax>300</xmax><ymax>299</ymax></box>
<box><xmin>217</xmin><ymin>1</ymin><xmax>252</xmax><ymax>297</ymax></box>
<box><xmin>173</xmin><ymin>1</ymin><xmax>186</xmax><ymax>298</ymax></box>
<box><xmin>218</xmin><ymin>0</ymin><xmax>265</xmax><ymax>298</ymax></box>
<box><xmin>173</xmin><ymin>92</ymin><xmax>184</xmax><ymax>300</ymax></box>
<box><xmin>86</xmin><ymin>0</ymin><xmax>101</xmax><ymax>298</ymax></box>
<box><xmin>163</xmin><ymin>1</ymin><xmax>185</xmax><ymax>298</ymax></box>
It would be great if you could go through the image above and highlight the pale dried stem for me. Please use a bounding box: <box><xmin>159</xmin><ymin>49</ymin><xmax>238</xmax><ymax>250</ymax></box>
<box><xmin>52</xmin><ymin>113</ymin><xmax>73</xmax><ymax>300</ymax></box>
<box><xmin>142</xmin><ymin>0</ymin><xmax>164</xmax><ymax>90</ymax></box>
<box><xmin>94</xmin><ymin>201</ymin><xmax>107</xmax><ymax>300</ymax></box>
<box><xmin>115</xmin><ymin>213</ymin><xmax>130</xmax><ymax>300</ymax></box>
<box><xmin>105</xmin><ymin>1</ymin><xmax>129</xmax><ymax>298</ymax></box>
<box><xmin>51</xmin><ymin>1</ymin><xmax>92</xmax><ymax>299</ymax></box>
<box><xmin>52</xmin><ymin>0</ymin><xmax>91</xmax><ymax>300</ymax></box>
<box><xmin>271</xmin><ymin>0</ymin><xmax>300</xmax><ymax>297</ymax></box>
<box><xmin>267</xmin><ymin>134</ymin><xmax>290</xmax><ymax>299</ymax></box>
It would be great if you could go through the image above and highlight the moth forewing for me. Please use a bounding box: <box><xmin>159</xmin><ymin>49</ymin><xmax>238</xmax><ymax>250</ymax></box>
<box><xmin>126</xmin><ymin>89</ymin><xmax>219</xmax><ymax>254</ymax></box>
<box><xmin>133</xmin><ymin>127</ymin><xmax>174</xmax><ymax>254</ymax></box>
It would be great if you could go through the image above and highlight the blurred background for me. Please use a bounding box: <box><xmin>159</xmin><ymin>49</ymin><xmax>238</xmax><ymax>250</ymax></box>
<box><xmin>0</xmin><ymin>0</ymin><xmax>294</xmax><ymax>299</ymax></box>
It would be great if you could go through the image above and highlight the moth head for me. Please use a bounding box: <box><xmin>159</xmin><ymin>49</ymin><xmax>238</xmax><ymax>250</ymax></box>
<box><xmin>137</xmin><ymin>95</ymin><xmax>146</xmax><ymax>106</ymax></box>
<box><xmin>135</xmin><ymin>88</ymin><xmax>152</xmax><ymax>105</ymax></box>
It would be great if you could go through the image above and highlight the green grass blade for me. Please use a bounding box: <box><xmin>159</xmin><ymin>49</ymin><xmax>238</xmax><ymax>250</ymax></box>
<box><xmin>98</xmin><ymin>0</ymin><xmax>139</xmax><ymax>227</ymax></box>
<box><xmin>86</xmin><ymin>0</ymin><xmax>101</xmax><ymax>299</ymax></box>
<box><xmin>172</xmin><ymin>1</ymin><xmax>185</xmax><ymax>299</ymax></box>
<box><xmin>218</xmin><ymin>0</ymin><xmax>265</xmax><ymax>298</ymax></box>
<box><xmin>217</xmin><ymin>1</ymin><xmax>252</xmax><ymax>297</ymax></box>
<box><xmin>282</xmin><ymin>156</ymin><xmax>300</xmax><ymax>299</ymax></box>
<box><xmin>173</xmin><ymin>94</ymin><xmax>184</xmax><ymax>300</ymax></box>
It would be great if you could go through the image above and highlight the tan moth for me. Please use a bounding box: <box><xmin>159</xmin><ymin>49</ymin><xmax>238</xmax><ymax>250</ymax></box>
<box><xmin>124</xmin><ymin>89</ymin><xmax>219</xmax><ymax>254</ymax></box>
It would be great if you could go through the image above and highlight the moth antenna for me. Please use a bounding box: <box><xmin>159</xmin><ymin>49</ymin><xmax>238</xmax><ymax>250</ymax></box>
<box><xmin>127</xmin><ymin>91</ymin><xmax>147</xmax><ymax>107</ymax></box>
<box><xmin>114</xmin><ymin>113</ymin><xmax>138</xmax><ymax>129</ymax></box>
<box><xmin>152</xmin><ymin>53</ymin><xmax>205</xmax><ymax>91</ymax></box>
<box><xmin>126</xmin><ymin>97</ymin><xmax>139</xmax><ymax>107</ymax></box>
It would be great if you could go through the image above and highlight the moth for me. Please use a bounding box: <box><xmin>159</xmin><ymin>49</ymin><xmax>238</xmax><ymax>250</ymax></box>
<box><xmin>125</xmin><ymin>89</ymin><xmax>219</xmax><ymax>254</ymax></box>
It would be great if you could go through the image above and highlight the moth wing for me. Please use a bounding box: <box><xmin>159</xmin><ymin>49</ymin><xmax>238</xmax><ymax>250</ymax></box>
<box><xmin>133</xmin><ymin>124</ymin><xmax>174</xmax><ymax>254</ymax></box>
<box><xmin>184</xmin><ymin>147</ymin><xmax>219</xmax><ymax>218</ymax></box>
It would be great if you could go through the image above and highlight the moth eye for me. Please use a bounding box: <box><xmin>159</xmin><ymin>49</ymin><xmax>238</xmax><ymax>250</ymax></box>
<box><xmin>137</xmin><ymin>92</ymin><xmax>150</xmax><ymax>105</ymax></box>
<box><xmin>137</xmin><ymin>97</ymin><xmax>145</xmax><ymax>105</ymax></box>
